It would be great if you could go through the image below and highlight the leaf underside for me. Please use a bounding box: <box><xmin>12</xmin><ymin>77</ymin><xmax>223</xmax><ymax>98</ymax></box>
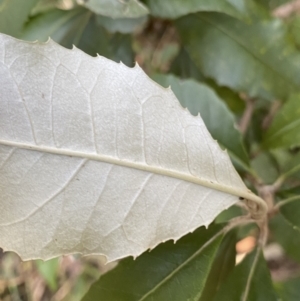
<box><xmin>0</xmin><ymin>33</ymin><xmax>250</xmax><ymax>262</ymax></box>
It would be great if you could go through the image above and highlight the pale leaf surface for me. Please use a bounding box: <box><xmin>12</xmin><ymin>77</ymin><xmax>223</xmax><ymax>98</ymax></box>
<box><xmin>0</xmin><ymin>33</ymin><xmax>250</xmax><ymax>262</ymax></box>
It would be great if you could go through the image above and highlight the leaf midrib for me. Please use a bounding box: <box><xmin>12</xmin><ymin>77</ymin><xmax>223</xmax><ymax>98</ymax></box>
<box><xmin>0</xmin><ymin>139</ymin><xmax>250</xmax><ymax>201</ymax></box>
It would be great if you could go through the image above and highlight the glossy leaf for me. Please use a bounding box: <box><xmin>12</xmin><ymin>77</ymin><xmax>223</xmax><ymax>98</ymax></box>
<box><xmin>145</xmin><ymin>0</ymin><xmax>249</xmax><ymax>19</ymax></box>
<box><xmin>82</xmin><ymin>225</ymin><xmax>223</xmax><ymax>301</ymax></box>
<box><xmin>96</xmin><ymin>15</ymin><xmax>147</xmax><ymax>34</ymax></box>
<box><xmin>264</xmin><ymin>94</ymin><xmax>300</xmax><ymax>149</ymax></box>
<box><xmin>199</xmin><ymin>230</ymin><xmax>237</xmax><ymax>301</ymax></box>
<box><xmin>21</xmin><ymin>8</ymin><xmax>92</xmax><ymax>48</ymax></box>
<box><xmin>153</xmin><ymin>74</ymin><xmax>249</xmax><ymax>170</ymax></box>
<box><xmin>0</xmin><ymin>34</ymin><xmax>254</xmax><ymax>262</ymax></box>
<box><xmin>176</xmin><ymin>13</ymin><xmax>300</xmax><ymax>101</ymax></box>
<box><xmin>80</xmin><ymin>0</ymin><xmax>149</xmax><ymax>18</ymax></box>
<box><xmin>21</xmin><ymin>8</ymin><xmax>134</xmax><ymax>65</ymax></box>
<box><xmin>270</xmin><ymin>214</ymin><xmax>300</xmax><ymax>264</ymax></box>
<box><xmin>170</xmin><ymin>48</ymin><xmax>245</xmax><ymax>114</ymax></box>
<box><xmin>275</xmin><ymin>277</ymin><xmax>300</xmax><ymax>301</ymax></box>
<box><xmin>280</xmin><ymin>197</ymin><xmax>300</xmax><ymax>229</ymax></box>
<box><xmin>281</xmin><ymin>152</ymin><xmax>300</xmax><ymax>180</ymax></box>
<box><xmin>251</xmin><ymin>152</ymin><xmax>279</xmax><ymax>184</ymax></box>
<box><xmin>215</xmin><ymin>248</ymin><xmax>277</xmax><ymax>301</ymax></box>
<box><xmin>0</xmin><ymin>0</ymin><xmax>39</xmax><ymax>37</ymax></box>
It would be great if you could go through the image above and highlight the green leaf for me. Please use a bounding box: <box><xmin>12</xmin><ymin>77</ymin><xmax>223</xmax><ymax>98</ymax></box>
<box><xmin>30</xmin><ymin>0</ymin><xmax>60</xmax><ymax>15</ymax></box>
<box><xmin>82</xmin><ymin>225</ymin><xmax>223</xmax><ymax>301</ymax></box>
<box><xmin>275</xmin><ymin>277</ymin><xmax>300</xmax><ymax>301</ymax></box>
<box><xmin>200</xmin><ymin>230</ymin><xmax>237</xmax><ymax>301</ymax></box>
<box><xmin>176</xmin><ymin>13</ymin><xmax>300</xmax><ymax>101</ymax></box>
<box><xmin>282</xmin><ymin>153</ymin><xmax>300</xmax><ymax>179</ymax></box>
<box><xmin>251</xmin><ymin>152</ymin><xmax>279</xmax><ymax>184</ymax></box>
<box><xmin>263</xmin><ymin>94</ymin><xmax>300</xmax><ymax>149</ymax></box>
<box><xmin>81</xmin><ymin>0</ymin><xmax>149</xmax><ymax>18</ymax></box>
<box><xmin>96</xmin><ymin>15</ymin><xmax>147</xmax><ymax>33</ymax></box>
<box><xmin>35</xmin><ymin>258</ymin><xmax>59</xmax><ymax>291</ymax></box>
<box><xmin>170</xmin><ymin>48</ymin><xmax>205</xmax><ymax>82</ymax></box>
<box><xmin>170</xmin><ymin>48</ymin><xmax>245</xmax><ymax>114</ymax></box>
<box><xmin>279</xmin><ymin>196</ymin><xmax>300</xmax><ymax>229</ymax></box>
<box><xmin>215</xmin><ymin>205</ymin><xmax>243</xmax><ymax>223</ymax></box>
<box><xmin>214</xmin><ymin>248</ymin><xmax>277</xmax><ymax>301</ymax></box>
<box><xmin>21</xmin><ymin>8</ymin><xmax>92</xmax><ymax>47</ymax></box>
<box><xmin>270</xmin><ymin>214</ymin><xmax>300</xmax><ymax>264</ymax></box>
<box><xmin>0</xmin><ymin>0</ymin><xmax>39</xmax><ymax>37</ymax></box>
<box><xmin>272</xmin><ymin>150</ymin><xmax>300</xmax><ymax>183</ymax></box>
<box><xmin>21</xmin><ymin>8</ymin><xmax>134</xmax><ymax>65</ymax></box>
<box><xmin>144</xmin><ymin>0</ymin><xmax>249</xmax><ymax>20</ymax></box>
<box><xmin>257</xmin><ymin>0</ymin><xmax>290</xmax><ymax>10</ymax></box>
<box><xmin>290</xmin><ymin>16</ymin><xmax>300</xmax><ymax>48</ymax></box>
<box><xmin>153</xmin><ymin>74</ymin><xmax>250</xmax><ymax>170</ymax></box>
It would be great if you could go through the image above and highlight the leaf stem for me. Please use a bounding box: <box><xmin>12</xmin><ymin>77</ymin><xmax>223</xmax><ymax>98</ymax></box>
<box><xmin>242</xmin><ymin>218</ymin><xmax>268</xmax><ymax>301</ymax></box>
<box><xmin>274</xmin><ymin>195</ymin><xmax>300</xmax><ymax>210</ymax></box>
<box><xmin>273</xmin><ymin>162</ymin><xmax>300</xmax><ymax>189</ymax></box>
<box><xmin>241</xmin><ymin>246</ymin><xmax>261</xmax><ymax>301</ymax></box>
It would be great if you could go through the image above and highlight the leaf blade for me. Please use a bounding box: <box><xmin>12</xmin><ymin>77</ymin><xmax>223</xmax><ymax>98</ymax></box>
<box><xmin>0</xmin><ymin>0</ymin><xmax>39</xmax><ymax>37</ymax></box>
<box><xmin>214</xmin><ymin>248</ymin><xmax>277</xmax><ymax>301</ymax></box>
<box><xmin>263</xmin><ymin>94</ymin><xmax>300</xmax><ymax>149</ymax></box>
<box><xmin>176</xmin><ymin>13</ymin><xmax>300</xmax><ymax>100</ymax></box>
<box><xmin>0</xmin><ymin>34</ymin><xmax>255</xmax><ymax>262</ymax></box>
<box><xmin>144</xmin><ymin>0</ymin><xmax>248</xmax><ymax>19</ymax></box>
<box><xmin>153</xmin><ymin>74</ymin><xmax>249</xmax><ymax>171</ymax></box>
<box><xmin>81</xmin><ymin>0</ymin><xmax>149</xmax><ymax>18</ymax></box>
<box><xmin>82</xmin><ymin>225</ymin><xmax>223</xmax><ymax>301</ymax></box>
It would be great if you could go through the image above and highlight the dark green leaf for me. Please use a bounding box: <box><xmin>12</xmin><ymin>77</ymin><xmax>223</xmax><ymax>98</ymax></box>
<box><xmin>272</xmin><ymin>150</ymin><xmax>300</xmax><ymax>184</ymax></box>
<box><xmin>200</xmin><ymin>230</ymin><xmax>237</xmax><ymax>301</ymax></box>
<box><xmin>214</xmin><ymin>248</ymin><xmax>277</xmax><ymax>301</ymax></box>
<box><xmin>256</xmin><ymin>0</ymin><xmax>290</xmax><ymax>10</ymax></box>
<box><xmin>275</xmin><ymin>277</ymin><xmax>300</xmax><ymax>301</ymax></box>
<box><xmin>215</xmin><ymin>205</ymin><xmax>243</xmax><ymax>223</ymax></box>
<box><xmin>270</xmin><ymin>214</ymin><xmax>300</xmax><ymax>264</ymax></box>
<box><xmin>251</xmin><ymin>152</ymin><xmax>279</xmax><ymax>184</ymax></box>
<box><xmin>82</xmin><ymin>225</ymin><xmax>223</xmax><ymax>301</ymax></box>
<box><xmin>153</xmin><ymin>74</ymin><xmax>250</xmax><ymax>170</ymax></box>
<box><xmin>0</xmin><ymin>0</ymin><xmax>39</xmax><ymax>37</ymax></box>
<box><xmin>279</xmin><ymin>196</ymin><xmax>300</xmax><ymax>229</ymax></box>
<box><xmin>145</xmin><ymin>0</ymin><xmax>249</xmax><ymax>20</ymax></box>
<box><xmin>176</xmin><ymin>13</ymin><xmax>300</xmax><ymax>101</ymax></box>
<box><xmin>96</xmin><ymin>15</ymin><xmax>147</xmax><ymax>33</ymax></box>
<box><xmin>170</xmin><ymin>48</ymin><xmax>245</xmax><ymax>114</ymax></box>
<box><xmin>81</xmin><ymin>0</ymin><xmax>149</xmax><ymax>18</ymax></box>
<box><xmin>290</xmin><ymin>16</ymin><xmax>300</xmax><ymax>48</ymax></box>
<box><xmin>170</xmin><ymin>47</ymin><xmax>205</xmax><ymax>82</ymax></box>
<box><xmin>107</xmin><ymin>33</ymin><xmax>135</xmax><ymax>67</ymax></box>
<box><xmin>282</xmin><ymin>152</ymin><xmax>300</xmax><ymax>177</ymax></box>
<box><xmin>21</xmin><ymin>8</ymin><xmax>134</xmax><ymax>65</ymax></box>
<box><xmin>264</xmin><ymin>94</ymin><xmax>300</xmax><ymax>149</ymax></box>
<box><xmin>21</xmin><ymin>8</ymin><xmax>92</xmax><ymax>46</ymax></box>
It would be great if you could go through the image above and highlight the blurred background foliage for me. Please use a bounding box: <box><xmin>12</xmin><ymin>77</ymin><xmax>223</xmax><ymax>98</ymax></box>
<box><xmin>2</xmin><ymin>0</ymin><xmax>300</xmax><ymax>300</ymax></box>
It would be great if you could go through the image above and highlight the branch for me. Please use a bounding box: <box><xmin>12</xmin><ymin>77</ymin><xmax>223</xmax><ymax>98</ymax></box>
<box><xmin>239</xmin><ymin>94</ymin><xmax>255</xmax><ymax>135</ymax></box>
<box><xmin>262</xmin><ymin>100</ymin><xmax>281</xmax><ymax>130</ymax></box>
